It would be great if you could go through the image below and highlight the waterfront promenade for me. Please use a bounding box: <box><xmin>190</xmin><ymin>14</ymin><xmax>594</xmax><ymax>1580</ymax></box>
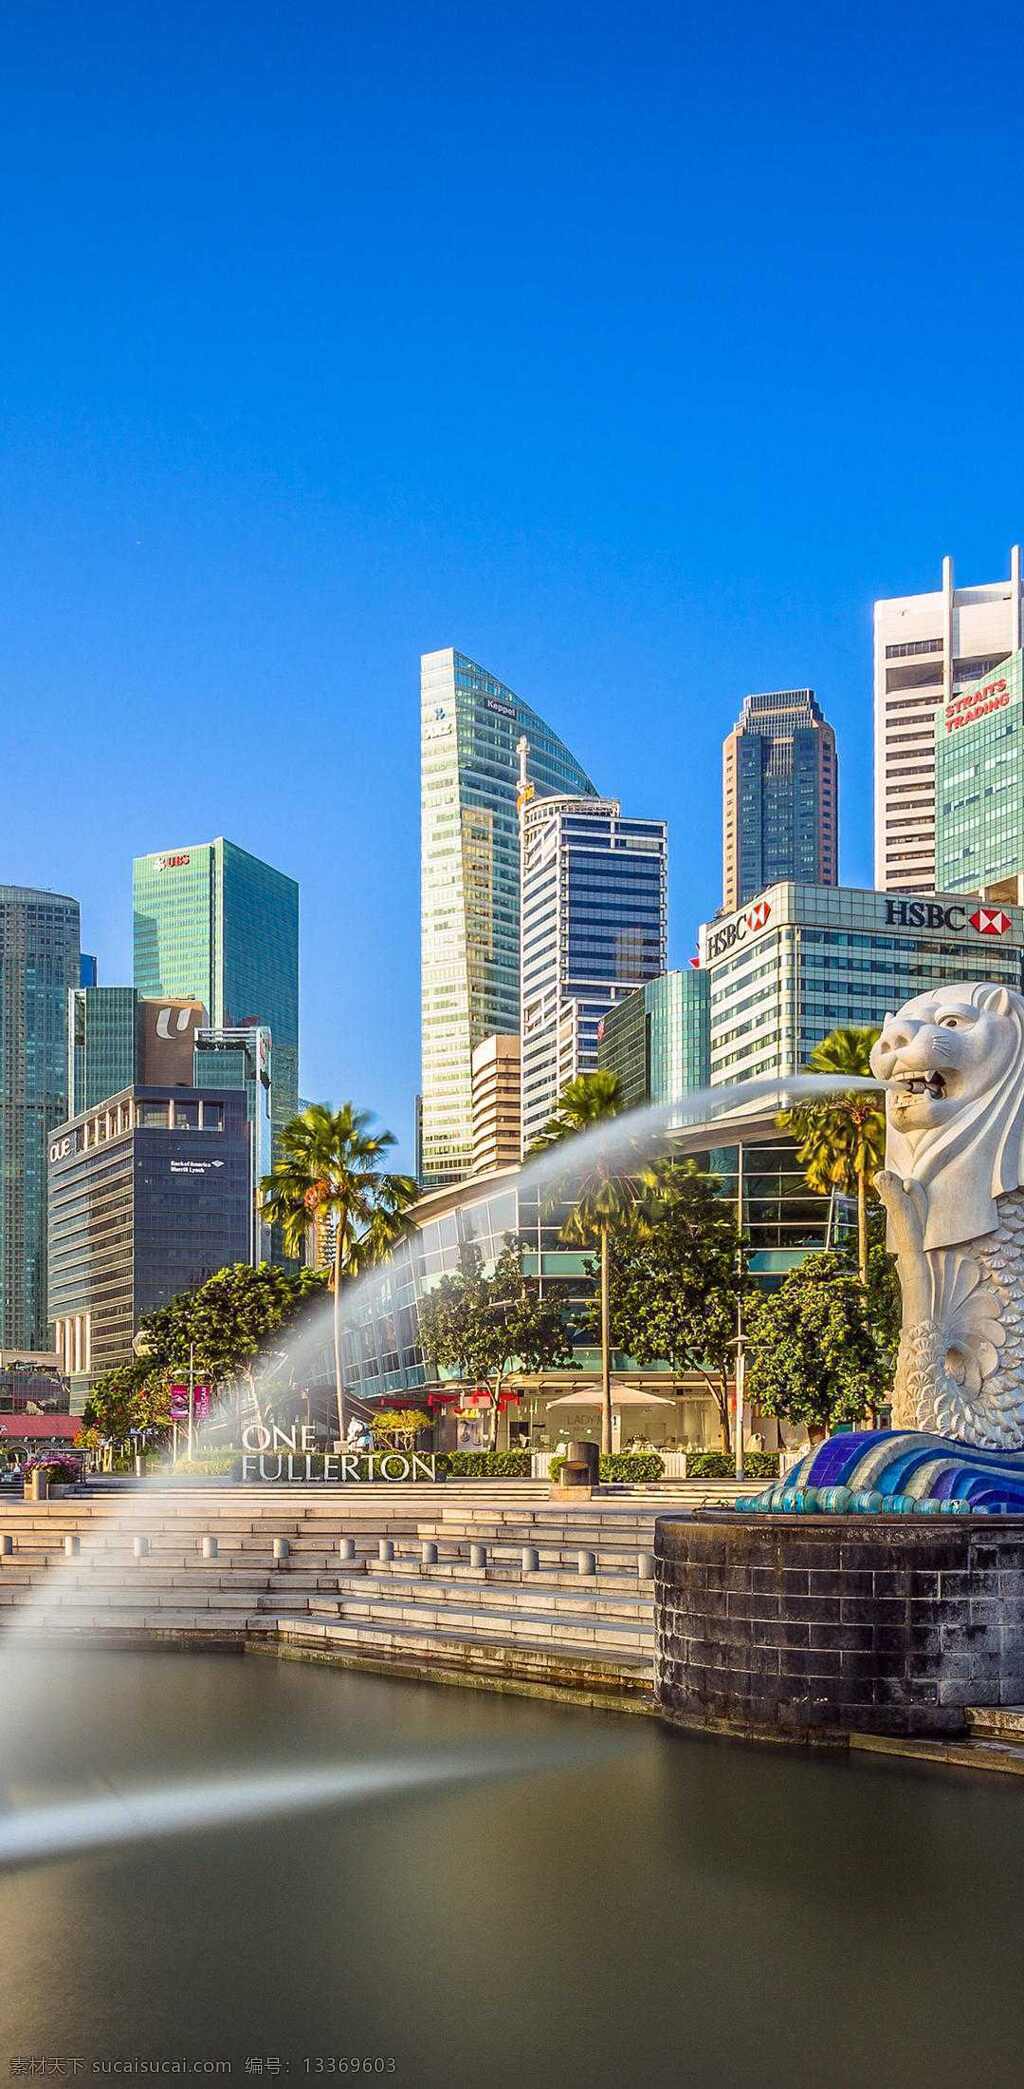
<box><xmin>0</xmin><ymin>1480</ymin><xmax>735</xmax><ymax>1709</ymax></box>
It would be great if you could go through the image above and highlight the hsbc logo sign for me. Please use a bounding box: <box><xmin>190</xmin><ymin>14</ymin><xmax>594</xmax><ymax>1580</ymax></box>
<box><xmin>970</xmin><ymin>906</ymin><xmax>1012</xmax><ymax>937</ymax></box>
<box><xmin>885</xmin><ymin>898</ymin><xmax>1013</xmax><ymax>938</ymax></box>
<box><xmin>706</xmin><ymin>898</ymin><xmax>773</xmax><ymax>963</ymax></box>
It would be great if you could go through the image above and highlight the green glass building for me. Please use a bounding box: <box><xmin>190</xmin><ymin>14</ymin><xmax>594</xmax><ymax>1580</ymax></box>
<box><xmin>67</xmin><ymin>985</ymin><xmax>137</xmax><ymax>1117</ymax></box>
<box><xmin>935</xmin><ymin>651</ymin><xmax>1024</xmax><ymax>894</ymax></box>
<box><xmin>597</xmin><ymin>969</ymin><xmax>710</xmax><ymax>1110</ymax></box>
<box><xmin>0</xmin><ymin>885</ymin><xmax>80</xmax><ymax>1349</ymax></box>
<box><xmin>133</xmin><ymin>839</ymin><xmax>299</xmax><ymax>1137</ymax></box>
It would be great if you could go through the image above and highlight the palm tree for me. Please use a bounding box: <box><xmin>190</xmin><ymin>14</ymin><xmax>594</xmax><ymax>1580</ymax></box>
<box><xmin>529</xmin><ymin>1070</ymin><xmax>649</xmax><ymax>1455</ymax></box>
<box><xmin>258</xmin><ymin>1104</ymin><xmax>417</xmax><ymax>1445</ymax></box>
<box><xmin>779</xmin><ymin>1026</ymin><xmax>885</xmax><ymax>1287</ymax></box>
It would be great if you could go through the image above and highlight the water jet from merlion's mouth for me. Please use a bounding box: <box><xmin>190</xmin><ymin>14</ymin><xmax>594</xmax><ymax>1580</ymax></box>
<box><xmin>236</xmin><ymin>1070</ymin><xmax>883</xmax><ymax>1417</ymax></box>
<box><xmin>0</xmin><ymin>1744</ymin><xmax>614</xmax><ymax>1874</ymax></box>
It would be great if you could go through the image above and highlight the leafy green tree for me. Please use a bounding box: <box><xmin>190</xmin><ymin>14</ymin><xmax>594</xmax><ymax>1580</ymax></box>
<box><xmin>138</xmin><ymin>1262</ymin><xmax>326</xmax><ymax>1432</ymax></box>
<box><xmin>82</xmin><ymin>1360</ymin><xmax>171</xmax><ymax>1450</ymax></box>
<box><xmin>778</xmin><ymin>1026</ymin><xmax>885</xmax><ymax>1286</ymax></box>
<box><xmin>604</xmin><ymin>1159</ymin><xmax>747</xmax><ymax>1452</ymax></box>
<box><xmin>529</xmin><ymin>1070</ymin><xmax>650</xmax><ymax>1453</ymax></box>
<box><xmin>371</xmin><ymin>1408</ymin><xmax>431</xmax><ymax>1450</ymax></box>
<box><xmin>745</xmin><ymin>1251</ymin><xmax>881</xmax><ymax>1442</ymax></box>
<box><xmin>257</xmin><ymin>1104</ymin><xmax>417</xmax><ymax>1444</ymax></box>
<box><xmin>418</xmin><ymin>1241</ymin><xmax>574</xmax><ymax>1450</ymax></box>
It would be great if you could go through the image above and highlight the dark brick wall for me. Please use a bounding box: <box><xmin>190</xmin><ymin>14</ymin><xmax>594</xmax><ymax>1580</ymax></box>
<box><xmin>655</xmin><ymin>1512</ymin><xmax>1024</xmax><ymax>1742</ymax></box>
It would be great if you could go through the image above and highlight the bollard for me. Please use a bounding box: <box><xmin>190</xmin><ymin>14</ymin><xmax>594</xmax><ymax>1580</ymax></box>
<box><xmin>64</xmin><ymin>1534</ymin><xmax>81</xmax><ymax>1558</ymax></box>
<box><xmin>338</xmin><ymin>1537</ymin><xmax>356</xmax><ymax>1561</ymax></box>
<box><xmin>469</xmin><ymin>1542</ymin><xmax>487</xmax><ymax>1569</ymax></box>
<box><xmin>638</xmin><ymin>1552</ymin><xmax>656</xmax><ymax>1580</ymax></box>
<box><xmin>202</xmin><ymin>1535</ymin><xmax>218</xmax><ymax>1560</ymax></box>
<box><xmin>521</xmin><ymin>1545</ymin><xmax>539</xmax><ymax>1573</ymax></box>
<box><xmin>378</xmin><ymin>1538</ymin><xmax>394</xmax><ymax>1564</ymax></box>
<box><xmin>132</xmin><ymin>1535</ymin><xmax>149</xmax><ymax>1560</ymax></box>
<box><xmin>134</xmin><ymin>1454</ymin><xmax>145</xmax><ymax>1479</ymax></box>
<box><xmin>0</xmin><ymin>1536</ymin><xmax>12</xmax><ymax>1558</ymax></box>
<box><xmin>577</xmin><ymin>1548</ymin><xmax>597</xmax><ymax>1576</ymax></box>
<box><xmin>421</xmin><ymin>1540</ymin><xmax>438</xmax><ymax>1566</ymax></box>
<box><xmin>273</xmin><ymin>1537</ymin><xmax>290</xmax><ymax>1562</ymax></box>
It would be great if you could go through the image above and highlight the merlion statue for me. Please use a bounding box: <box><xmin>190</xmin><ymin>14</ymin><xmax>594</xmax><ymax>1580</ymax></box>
<box><xmin>740</xmin><ymin>980</ymin><xmax>1024</xmax><ymax>1514</ymax></box>
<box><xmin>870</xmin><ymin>981</ymin><xmax>1024</xmax><ymax>1449</ymax></box>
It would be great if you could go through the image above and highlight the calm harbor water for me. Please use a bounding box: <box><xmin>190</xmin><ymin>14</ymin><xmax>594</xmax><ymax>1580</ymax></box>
<box><xmin>0</xmin><ymin>1649</ymin><xmax>1022</xmax><ymax>2089</ymax></box>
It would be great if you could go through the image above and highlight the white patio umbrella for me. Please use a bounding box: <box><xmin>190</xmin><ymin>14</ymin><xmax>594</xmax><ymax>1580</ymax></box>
<box><xmin>545</xmin><ymin>1385</ymin><xmax>677</xmax><ymax>1409</ymax></box>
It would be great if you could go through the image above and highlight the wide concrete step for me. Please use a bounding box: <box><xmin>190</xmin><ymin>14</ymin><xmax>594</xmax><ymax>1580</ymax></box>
<box><xmin>282</xmin><ymin>1613</ymin><xmax>653</xmax><ymax>1675</ymax></box>
<box><xmin>308</xmin><ymin>1575</ymin><xmax>650</xmax><ymax>1621</ymax></box>
<box><xmin>308</xmin><ymin>1591</ymin><xmax>651</xmax><ymax>1649</ymax></box>
<box><xmin>965</xmin><ymin>1706</ymin><xmax>1024</xmax><ymax>1743</ymax></box>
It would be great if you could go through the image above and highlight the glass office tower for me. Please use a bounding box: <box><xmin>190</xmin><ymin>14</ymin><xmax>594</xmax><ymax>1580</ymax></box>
<box><xmin>520</xmin><ymin>794</ymin><xmax>668</xmax><ymax>1151</ymax></box>
<box><xmin>420</xmin><ymin>649</ymin><xmax>596</xmax><ymax>1186</ymax></box>
<box><xmin>0</xmin><ymin>885</ymin><xmax>80</xmax><ymax>1349</ymax></box>
<box><xmin>722</xmin><ymin>689</ymin><xmax>838</xmax><ymax>912</ymax></box>
<box><xmin>67</xmin><ymin>985</ymin><xmax>137</xmax><ymax>1117</ymax></box>
<box><xmin>132</xmin><ymin>839</ymin><xmax>299</xmax><ymax>1137</ymax></box>
<box><xmin>597</xmin><ymin>969</ymin><xmax>710</xmax><ymax>1110</ymax></box>
<box><xmin>935</xmin><ymin>650</ymin><xmax>1024</xmax><ymax>894</ymax></box>
<box><xmin>49</xmin><ymin>1085</ymin><xmax>251</xmax><ymax>1400</ymax></box>
<box><xmin>193</xmin><ymin>1025</ymin><xmax>274</xmax><ymax>1263</ymax></box>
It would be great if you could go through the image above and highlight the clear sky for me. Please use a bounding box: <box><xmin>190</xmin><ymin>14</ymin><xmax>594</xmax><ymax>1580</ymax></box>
<box><xmin>3</xmin><ymin>0</ymin><xmax>1023</xmax><ymax>1166</ymax></box>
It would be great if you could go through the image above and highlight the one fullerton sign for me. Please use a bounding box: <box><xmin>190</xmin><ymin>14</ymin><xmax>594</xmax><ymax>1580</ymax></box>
<box><xmin>240</xmin><ymin>1423</ymin><xmax>440</xmax><ymax>1483</ymax></box>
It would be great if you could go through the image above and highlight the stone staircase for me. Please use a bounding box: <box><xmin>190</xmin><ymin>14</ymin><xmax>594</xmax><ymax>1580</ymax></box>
<box><xmin>0</xmin><ymin>1484</ymin><xmax>694</xmax><ymax>1705</ymax></box>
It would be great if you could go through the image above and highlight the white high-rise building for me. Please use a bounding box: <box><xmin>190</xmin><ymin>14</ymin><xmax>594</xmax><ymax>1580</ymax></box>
<box><xmin>519</xmin><ymin>774</ymin><xmax>668</xmax><ymax>1153</ymax></box>
<box><xmin>874</xmin><ymin>548</ymin><xmax>1024</xmax><ymax>892</ymax></box>
<box><xmin>419</xmin><ymin>650</ymin><xmax>596</xmax><ymax>1187</ymax></box>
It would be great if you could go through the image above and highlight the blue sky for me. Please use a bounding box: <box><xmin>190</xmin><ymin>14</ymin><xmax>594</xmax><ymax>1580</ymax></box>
<box><xmin>3</xmin><ymin>1</ymin><xmax>1023</xmax><ymax>1166</ymax></box>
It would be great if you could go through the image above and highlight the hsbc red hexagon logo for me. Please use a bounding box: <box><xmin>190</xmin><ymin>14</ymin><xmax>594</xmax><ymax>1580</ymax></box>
<box><xmin>970</xmin><ymin>906</ymin><xmax>1012</xmax><ymax>937</ymax></box>
<box><xmin>745</xmin><ymin>900</ymin><xmax>771</xmax><ymax>932</ymax></box>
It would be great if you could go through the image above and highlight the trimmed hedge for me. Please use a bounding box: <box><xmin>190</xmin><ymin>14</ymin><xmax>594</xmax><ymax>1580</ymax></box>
<box><xmin>549</xmin><ymin>1452</ymin><xmax>665</xmax><ymax>1485</ymax></box>
<box><xmin>686</xmin><ymin>1450</ymin><xmax>780</xmax><ymax>1479</ymax></box>
<box><xmin>439</xmin><ymin>1451</ymin><xmax>532</xmax><ymax>1478</ymax></box>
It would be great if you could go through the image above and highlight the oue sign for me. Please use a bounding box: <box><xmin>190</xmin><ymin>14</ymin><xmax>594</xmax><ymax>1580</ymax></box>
<box><xmin>240</xmin><ymin>1422</ymin><xmax>439</xmax><ymax>1483</ymax></box>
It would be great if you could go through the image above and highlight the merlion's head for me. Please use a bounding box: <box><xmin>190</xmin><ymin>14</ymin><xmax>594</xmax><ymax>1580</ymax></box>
<box><xmin>870</xmin><ymin>981</ymin><xmax>1024</xmax><ymax>1248</ymax></box>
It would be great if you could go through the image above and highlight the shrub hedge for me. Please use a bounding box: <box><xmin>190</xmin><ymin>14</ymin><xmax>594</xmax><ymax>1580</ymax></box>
<box><xmin>685</xmin><ymin>1450</ymin><xmax>780</xmax><ymax>1479</ymax></box>
<box><xmin>439</xmin><ymin>1451</ymin><xmax>532</xmax><ymax>1478</ymax></box>
<box><xmin>548</xmin><ymin>1451</ymin><xmax>665</xmax><ymax>1485</ymax></box>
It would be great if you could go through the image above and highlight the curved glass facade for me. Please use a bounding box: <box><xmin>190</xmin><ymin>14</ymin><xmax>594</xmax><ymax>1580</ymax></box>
<box><xmin>341</xmin><ymin>1141</ymin><xmax>843</xmax><ymax>1441</ymax></box>
<box><xmin>420</xmin><ymin>650</ymin><xmax>596</xmax><ymax>1186</ymax></box>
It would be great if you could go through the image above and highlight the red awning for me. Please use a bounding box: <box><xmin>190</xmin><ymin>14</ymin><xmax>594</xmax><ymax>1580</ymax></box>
<box><xmin>0</xmin><ymin>1414</ymin><xmax>81</xmax><ymax>1440</ymax></box>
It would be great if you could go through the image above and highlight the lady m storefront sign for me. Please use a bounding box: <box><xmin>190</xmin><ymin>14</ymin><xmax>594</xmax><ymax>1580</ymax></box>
<box><xmin>240</xmin><ymin>1423</ymin><xmax>441</xmax><ymax>1483</ymax></box>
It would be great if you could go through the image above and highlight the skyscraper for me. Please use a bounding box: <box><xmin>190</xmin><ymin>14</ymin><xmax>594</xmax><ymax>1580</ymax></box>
<box><xmin>722</xmin><ymin>689</ymin><xmax>838</xmax><ymax>912</ymax></box>
<box><xmin>935</xmin><ymin>649</ymin><xmax>1024</xmax><ymax>897</ymax></box>
<box><xmin>132</xmin><ymin>838</ymin><xmax>299</xmax><ymax>1136</ymax></box>
<box><xmin>419</xmin><ymin>648</ymin><xmax>596</xmax><ymax>1185</ymax></box>
<box><xmin>519</xmin><ymin>787</ymin><xmax>668</xmax><ymax>1153</ymax></box>
<box><xmin>596</xmin><ymin>969</ymin><xmax>710</xmax><ymax>1111</ymax></box>
<box><xmin>874</xmin><ymin>548</ymin><xmax>1024</xmax><ymax>893</ymax></box>
<box><xmin>0</xmin><ymin>885</ymin><xmax>80</xmax><ymax>1349</ymax></box>
<box><xmin>67</xmin><ymin>985</ymin><xmax>137</xmax><ymax>1117</ymax></box>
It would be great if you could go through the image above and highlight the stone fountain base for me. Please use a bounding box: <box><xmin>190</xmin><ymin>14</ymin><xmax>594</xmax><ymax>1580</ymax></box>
<box><xmin>654</xmin><ymin>1510</ymin><xmax>1024</xmax><ymax>1744</ymax></box>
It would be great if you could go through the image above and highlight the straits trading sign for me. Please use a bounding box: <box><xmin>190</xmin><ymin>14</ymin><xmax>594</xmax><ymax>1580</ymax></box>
<box><xmin>240</xmin><ymin>1423</ymin><xmax>441</xmax><ymax>1483</ymax></box>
